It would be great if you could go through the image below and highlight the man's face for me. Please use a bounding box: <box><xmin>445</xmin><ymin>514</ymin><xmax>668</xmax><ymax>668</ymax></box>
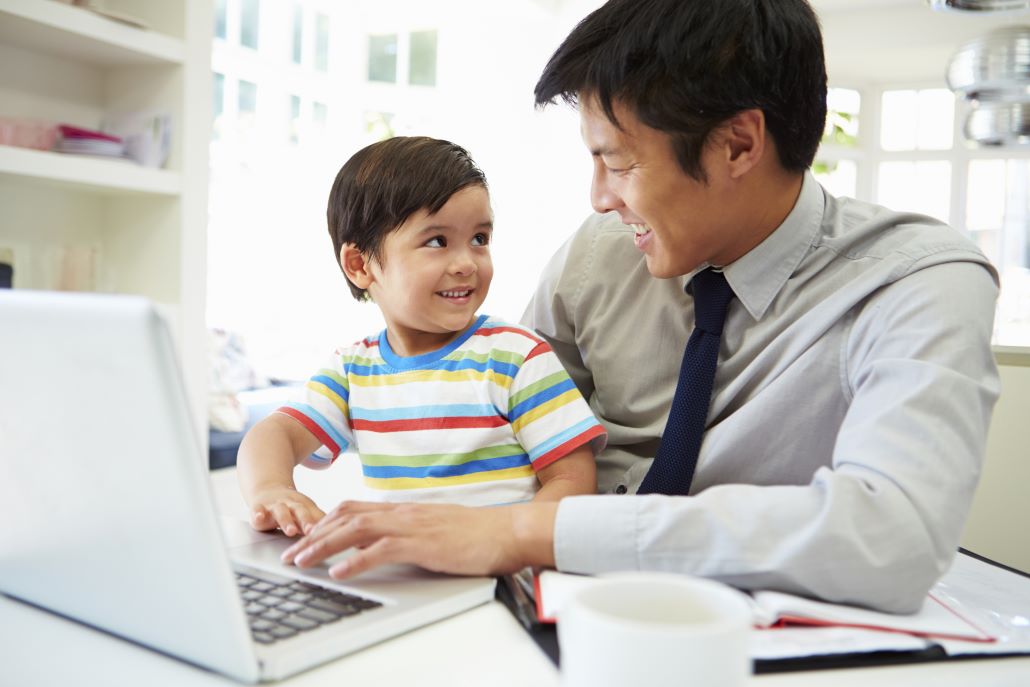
<box><xmin>580</xmin><ymin>97</ymin><xmax>739</xmax><ymax>277</ymax></box>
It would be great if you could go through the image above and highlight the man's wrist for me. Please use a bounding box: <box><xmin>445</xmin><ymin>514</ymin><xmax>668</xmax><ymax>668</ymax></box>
<box><xmin>510</xmin><ymin>501</ymin><xmax>559</xmax><ymax>569</ymax></box>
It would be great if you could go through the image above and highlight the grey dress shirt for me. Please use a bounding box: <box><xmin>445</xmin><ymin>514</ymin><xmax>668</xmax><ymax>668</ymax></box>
<box><xmin>521</xmin><ymin>173</ymin><xmax>1000</xmax><ymax>612</ymax></box>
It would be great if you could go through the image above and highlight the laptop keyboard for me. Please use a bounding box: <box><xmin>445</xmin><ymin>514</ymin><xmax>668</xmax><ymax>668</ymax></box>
<box><xmin>235</xmin><ymin>569</ymin><xmax>383</xmax><ymax>645</ymax></box>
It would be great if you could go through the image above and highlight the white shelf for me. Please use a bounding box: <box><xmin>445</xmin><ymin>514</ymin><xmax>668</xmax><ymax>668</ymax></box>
<box><xmin>0</xmin><ymin>0</ymin><xmax>185</xmax><ymax>66</ymax></box>
<box><xmin>0</xmin><ymin>144</ymin><xmax>181</xmax><ymax>196</ymax></box>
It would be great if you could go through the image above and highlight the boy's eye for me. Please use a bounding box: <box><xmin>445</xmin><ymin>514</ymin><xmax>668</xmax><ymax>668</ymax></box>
<box><xmin>472</xmin><ymin>233</ymin><xmax>490</xmax><ymax>247</ymax></box>
<box><xmin>425</xmin><ymin>236</ymin><xmax>446</xmax><ymax>248</ymax></box>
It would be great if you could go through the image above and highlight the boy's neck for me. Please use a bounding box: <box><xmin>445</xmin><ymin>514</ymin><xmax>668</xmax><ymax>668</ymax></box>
<box><xmin>383</xmin><ymin>315</ymin><xmax>482</xmax><ymax>358</ymax></box>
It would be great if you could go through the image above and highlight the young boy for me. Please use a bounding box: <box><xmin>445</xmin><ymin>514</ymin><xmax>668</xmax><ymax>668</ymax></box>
<box><xmin>238</xmin><ymin>136</ymin><xmax>606</xmax><ymax>537</ymax></box>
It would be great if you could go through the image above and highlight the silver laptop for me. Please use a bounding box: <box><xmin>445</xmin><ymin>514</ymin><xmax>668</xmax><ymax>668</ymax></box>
<box><xmin>0</xmin><ymin>290</ymin><xmax>496</xmax><ymax>682</ymax></box>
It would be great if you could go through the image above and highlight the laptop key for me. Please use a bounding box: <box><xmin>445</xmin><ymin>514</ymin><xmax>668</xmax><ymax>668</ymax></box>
<box><xmin>260</xmin><ymin>608</ymin><xmax>287</xmax><ymax>621</ymax></box>
<box><xmin>281</xmin><ymin>614</ymin><xmax>319</xmax><ymax>631</ymax></box>
<box><xmin>298</xmin><ymin>607</ymin><xmax>338</xmax><ymax>624</ymax></box>
<box><xmin>245</xmin><ymin>602</ymin><xmax>266</xmax><ymax>615</ymax></box>
<box><xmin>250</xmin><ymin>618</ymin><xmax>277</xmax><ymax>632</ymax></box>
<box><xmin>253</xmin><ymin>631</ymin><xmax>276</xmax><ymax>644</ymax></box>
<box><xmin>250</xmin><ymin>581</ymin><xmax>274</xmax><ymax>592</ymax></box>
<box><xmin>269</xmin><ymin>625</ymin><xmax>298</xmax><ymax>639</ymax></box>
<box><xmin>278</xmin><ymin>601</ymin><xmax>305</xmax><ymax>613</ymax></box>
<box><xmin>307</xmin><ymin>598</ymin><xmax>358</xmax><ymax>616</ymax></box>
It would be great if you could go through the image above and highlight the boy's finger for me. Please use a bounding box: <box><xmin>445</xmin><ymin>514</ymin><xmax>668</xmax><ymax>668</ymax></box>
<box><xmin>270</xmin><ymin>503</ymin><xmax>300</xmax><ymax>537</ymax></box>
<box><xmin>250</xmin><ymin>505</ymin><xmax>274</xmax><ymax>531</ymax></box>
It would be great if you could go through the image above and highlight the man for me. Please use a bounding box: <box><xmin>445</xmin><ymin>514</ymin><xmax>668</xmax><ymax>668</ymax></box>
<box><xmin>283</xmin><ymin>0</ymin><xmax>999</xmax><ymax>612</ymax></box>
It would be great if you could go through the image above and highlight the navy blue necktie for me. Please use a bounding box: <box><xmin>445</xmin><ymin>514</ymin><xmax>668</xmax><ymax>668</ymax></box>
<box><xmin>638</xmin><ymin>268</ymin><xmax>735</xmax><ymax>496</ymax></box>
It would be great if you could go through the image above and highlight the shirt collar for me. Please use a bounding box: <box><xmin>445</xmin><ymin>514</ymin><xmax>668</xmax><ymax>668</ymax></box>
<box><xmin>721</xmin><ymin>171</ymin><xmax>825</xmax><ymax>320</ymax></box>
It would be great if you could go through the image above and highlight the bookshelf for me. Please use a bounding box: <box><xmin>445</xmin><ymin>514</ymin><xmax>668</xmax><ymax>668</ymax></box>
<box><xmin>0</xmin><ymin>0</ymin><xmax>213</xmax><ymax>447</ymax></box>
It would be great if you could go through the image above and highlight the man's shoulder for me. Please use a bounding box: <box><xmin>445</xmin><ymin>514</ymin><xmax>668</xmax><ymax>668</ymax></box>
<box><xmin>819</xmin><ymin>194</ymin><xmax>988</xmax><ymax>270</ymax></box>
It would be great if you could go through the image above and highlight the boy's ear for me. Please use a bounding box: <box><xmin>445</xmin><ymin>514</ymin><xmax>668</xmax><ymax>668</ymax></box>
<box><xmin>340</xmin><ymin>243</ymin><xmax>375</xmax><ymax>290</ymax></box>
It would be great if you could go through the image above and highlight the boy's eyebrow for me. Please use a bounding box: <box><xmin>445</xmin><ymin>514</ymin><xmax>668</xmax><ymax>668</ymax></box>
<box><xmin>417</xmin><ymin>221</ymin><xmax>493</xmax><ymax>234</ymax></box>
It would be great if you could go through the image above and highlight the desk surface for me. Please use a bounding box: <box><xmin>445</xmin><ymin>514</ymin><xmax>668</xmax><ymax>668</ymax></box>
<box><xmin>4</xmin><ymin>465</ymin><xmax>1030</xmax><ymax>686</ymax></box>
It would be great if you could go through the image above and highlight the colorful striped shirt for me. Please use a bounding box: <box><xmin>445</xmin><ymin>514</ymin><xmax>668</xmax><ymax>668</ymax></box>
<box><xmin>277</xmin><ymin>315</ymin><xmax>606</xmax><ymax>506</ymax></box>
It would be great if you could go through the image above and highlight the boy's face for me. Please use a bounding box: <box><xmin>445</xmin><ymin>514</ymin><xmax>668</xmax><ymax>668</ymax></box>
<box><xmin>365</xmin><ymin>185</ymin><xmax>494</xmax><ymax>356</ymax></box>
<box><xmin>580</xmin><ymin>96</ymin><xmax>745</xmax><ymax>276</ymax></box>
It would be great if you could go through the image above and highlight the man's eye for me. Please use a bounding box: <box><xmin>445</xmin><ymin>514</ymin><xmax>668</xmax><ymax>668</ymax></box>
<box><xmin>472</xmin><ymin>233</ymin><xmax>490</xmax><ymax>246</ymax></box>
<box><xmin>425</xmin><ymin>236</ymin><xmax>446</xmax><ymax>248</ymax></box>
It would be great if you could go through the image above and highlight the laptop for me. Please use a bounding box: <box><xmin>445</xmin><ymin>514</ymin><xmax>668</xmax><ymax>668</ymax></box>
<box><xmin>0</xmin><ymin>290</ymin><xmax>496</xmax><ymax>682</ymax></box>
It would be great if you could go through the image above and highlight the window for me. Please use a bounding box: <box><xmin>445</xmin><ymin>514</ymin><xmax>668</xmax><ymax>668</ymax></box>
<box><xmin>877</xmin><ymin>160</ymin><xmax>952</xmax><ymax>223</ymax></box>
<box><xmin>288</xmin><ymin>95</ymin><xmax>301</xmax><ymax>144</ymax></box>
<box><xmin>880</xmin><ymin>89</ymin><xmax>954</xmax><ymax>152</ymax></box>
<box><xmin>967</xmin><ymin>159</ymin><xmax>1030</xmax><ymax>346</ymax></box>
<box><xmin>240</xmin><ymin>0</ymin><xmax>260</xmax><ymax>50</ymax></box>
<box><xmin>313</xmin><ymin>101</ymin><xmax>328</xmax><ymax>127</ymax></box>
<box><xmin>408</xmin><ymin>30</ymin><xmax>438</xmax><ymax>86</ymax></box>
<box><xmin>214</xmin><ymin>0</ymin><xmax>227</xmax><ymax>40</ymax></box>
<box><xmin>813</xmin><ymin>88</ymin><xmax>861</xmax><ymax>198</ymax></box>
<box><xmin>315</xmin><ymin>13</ymin><xmax>330</xmax><ymax>72</ymax></box>
<box><xmin>291</xmin><ymin>4</ymin><xmax>303</xmax><ymax>64</ymax></box>
<box><xmin>238</xmin><ymin>79</ymin><xmax>257</xmax><ymax>115</ymax></box>
<box><xmin>212</xmin><ymin>72</ymin><xmax>225</xmax><ymax>139</ymax></box>
<box><xmin>812</xmin><ymin>83</ymin><xmax>1030</xmax><ymax>345</ymax></box>
<box><xmin>368</xmin><ymin>34</ymin><xmax>398</xmax><ymax>83</ymax></box>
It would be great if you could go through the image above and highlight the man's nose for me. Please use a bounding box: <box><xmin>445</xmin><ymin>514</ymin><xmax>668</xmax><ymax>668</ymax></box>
<box><xmin>590</xmin><ymin>166</ymin><xmax>622</xmax><ymax>215</ymax></box>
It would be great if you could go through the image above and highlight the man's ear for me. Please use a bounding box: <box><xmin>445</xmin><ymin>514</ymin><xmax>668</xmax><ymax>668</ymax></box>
<box><xmin>721</xmin><ymin>109</ymin><xmax>766</xmax><ymax>179</ymax></box>
<box><xmin>340</xmin><ymin>243</ymin><xmax>375</xmax><ymax>290</ymax></box>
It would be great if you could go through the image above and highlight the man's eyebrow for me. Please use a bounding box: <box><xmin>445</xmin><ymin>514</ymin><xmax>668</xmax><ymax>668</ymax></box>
<box><xmin>589</xmin><ymin>145</ymin><xmax>623</xmax><ymax>157</ymax></box>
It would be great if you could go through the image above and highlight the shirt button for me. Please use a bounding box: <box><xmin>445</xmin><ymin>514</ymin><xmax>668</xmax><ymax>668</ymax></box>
<box><xmin>615</xmin><ymin>485</ymin><xmax>628</xmax><ymax>494</ymax></box>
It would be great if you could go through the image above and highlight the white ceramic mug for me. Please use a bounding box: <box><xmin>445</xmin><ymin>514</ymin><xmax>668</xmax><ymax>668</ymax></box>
<box><xmin>557</xmin><ymin>573</ymin><xmax>753</xmax><ymax>687</ymax></box>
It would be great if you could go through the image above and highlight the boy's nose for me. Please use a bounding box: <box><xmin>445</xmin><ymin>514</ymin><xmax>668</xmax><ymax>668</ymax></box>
<box><xmin>449</xmin><ymin>252</ymin><xmax>477</xmax><ymax>275</ymax></box>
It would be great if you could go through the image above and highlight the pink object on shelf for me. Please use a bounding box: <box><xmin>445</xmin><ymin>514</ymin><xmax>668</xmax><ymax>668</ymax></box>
<box><xmin>57</xmin><ymin>124</ymin><xmax>123</xmax><ymax>143</ymax></box>
<box><xmin>0</xmin><ymin>118</ymin><xmax>59</xmax><ymax>151</ymax></box>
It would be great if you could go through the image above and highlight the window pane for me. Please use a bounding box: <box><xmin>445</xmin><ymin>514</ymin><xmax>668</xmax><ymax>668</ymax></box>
<box><xmin>238</xmin><ymin>80</ymin><xmax>257</xmax><ymax>114</ymax></box>
<box><xmin>877</xmin><ymin>161</ymin><xmax>951</xmax><ymax>223</ymax></box>
<box><xmin>823</xmin><ymin>87</ymin><xmax>860</xmax><ymax>147</ymax></box>
<box><xmin>240</xmin><ymin>0</ymin><xmax>260</xmax><ymax>49</ymax></box>
<box><xmin>213</xmin><ymin>72</ymin><xmax>224</xmax><ymax>120</ymax></box>
<box><xmin>288</xmin><ymin>95</ymin><xmax>301</xmax><ymax>144</ymax></box>
<box><xmin>315</xmin><ymin>13</ymin><xmax>330</xmax><ymax>72</ymax></box>
<box><xmin>292</xmin><ymin>4</ymin><xmax>303</xmax><ymax>64</ymax></box>
<box><xmin>214</xmin><ymin>0</ymin><xmax>227</xmax><ymax>39</ymax></box>
<box><xmin>409</xmin><ymin>30</ymin><xmax>438</xmax><ymax>86</ymax></box>
<box><xmin>365</xmin><ymin>111</ymin><xmax>395</xmax><ymax>141</ymax></box>
<box><xmin>813</xmin><ymin>159</ymin><xmax>857</xmax><ymax>198</ymax></box>
<box><xmin>990</xmin><ymin>160</ymin><xmax>1030</xmax><ymax>346</ymax></box>
<box><xmin>881</xmin><ymin>88</ymin><xmax>954</xmax><ymax>152</ymax></box>
<box><xmin>368</xmin><ymin>34</ymin><xmax>398</xmax><ymax>83</ymax></box>
<box><xmin>881</xmin><ymin>90</ymin><xmax>918</xmax><ymax>151</ymax></box>
<box><xmin>917</xmin><ymin>89</ymin><xmax>954</xmax><ymax>150</ymax></box>
<box><xmin>313</xmin><ymin>102</ymin><xmax>328</xmax><ymax>125</ymax></box>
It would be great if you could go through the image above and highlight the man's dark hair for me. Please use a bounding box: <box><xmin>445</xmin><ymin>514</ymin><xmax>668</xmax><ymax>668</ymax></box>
<box><xmin>534</xmin><ymin>0</ymin><xmax>827</xmax><ymax>181</ymax></box>
<box><xmin>327</xmin><ymin>136</ymin><xmax>487</xmax><ymax>301</ymax></box>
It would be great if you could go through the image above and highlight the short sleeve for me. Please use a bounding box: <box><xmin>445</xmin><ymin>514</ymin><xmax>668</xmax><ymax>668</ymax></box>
<box><xmin>275</xmin><ymin>352</ymin><xmax>355</xmax><ymax>470</ymax></box>
<box><xmin>508</xmin><ymin>341</ymin><xmax>607</xmax><ymax>471</ymax></box>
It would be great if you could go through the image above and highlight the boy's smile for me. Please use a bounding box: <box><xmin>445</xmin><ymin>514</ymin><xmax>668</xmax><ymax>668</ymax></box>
<box><xmin>362</xmin><ymin>185</ymin><xmax>494</xmax><ymax>357</ymax></box>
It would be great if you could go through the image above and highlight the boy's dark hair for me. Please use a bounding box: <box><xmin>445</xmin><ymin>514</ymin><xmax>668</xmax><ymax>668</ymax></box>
<box><xmin>327</xmin><ymin>136</ymin><xmax>488</xmax><ymax>301</ymax></box>
<box><xmin>534</xmin><ymin>0</ymin><xmax>827</xmax><ymax>182</ymax></box>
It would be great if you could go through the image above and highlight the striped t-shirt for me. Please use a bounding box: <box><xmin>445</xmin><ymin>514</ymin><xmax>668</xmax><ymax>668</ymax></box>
<box><xmin>277</xmin><ymin>315</ymin><xmax>606</xmax><ymax>506</ymax></box>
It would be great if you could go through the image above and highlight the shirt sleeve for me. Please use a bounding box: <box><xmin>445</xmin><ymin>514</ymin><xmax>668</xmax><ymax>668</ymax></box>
<box><xmin>508</xmin><ymin>340</ymin><xmax>607</xmax><ymax>472</ymax></box>
<box><xmin>553</xmin><ymin>260</ymin><xmax>1000</xmax><ymax>613</ymax></box>
<box><xmin>275</xmin><ymin>351</ymin><xmax>355</xmax><ymax>470</ymax></box>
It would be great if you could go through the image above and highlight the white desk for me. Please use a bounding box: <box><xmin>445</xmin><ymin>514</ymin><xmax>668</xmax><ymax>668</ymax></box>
<box><xmin>4</xmin><ymin>465</ymin><xmax>1030</xmax><ymax>686</ymax></box>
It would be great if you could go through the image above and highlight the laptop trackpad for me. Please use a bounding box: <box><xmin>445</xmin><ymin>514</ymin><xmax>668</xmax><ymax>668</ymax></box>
<box><xmin>221</xmin><ymin>516</ymin><xmax>465</xmax><ymax>603</ymax></box>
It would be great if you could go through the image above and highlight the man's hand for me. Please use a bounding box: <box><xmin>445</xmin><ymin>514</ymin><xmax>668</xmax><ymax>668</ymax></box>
<box><xmin>281</xmin><ymin>500</ymin><xmax>559</xmax><ymax>579</ymax></box>
<box><xmin>249</xmin><ymin>486</ymin><xmax>326</xmax><ymax>537</ymax></box>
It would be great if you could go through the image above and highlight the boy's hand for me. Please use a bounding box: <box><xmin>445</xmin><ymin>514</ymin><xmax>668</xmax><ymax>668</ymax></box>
<box><xmin>249</xmin><ymin>487</ymin><xmax>326</xmax><ymax>537</ymax></box>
